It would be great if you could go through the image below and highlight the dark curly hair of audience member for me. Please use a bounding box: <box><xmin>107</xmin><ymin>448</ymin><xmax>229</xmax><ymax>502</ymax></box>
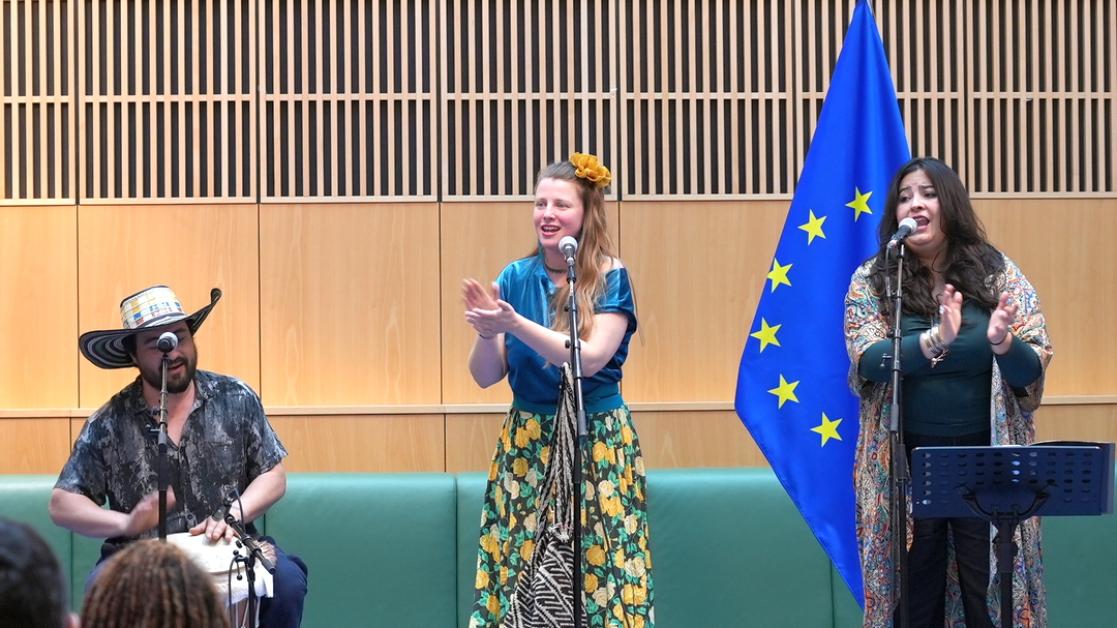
<box><xmin>80</xmin><ymin>539</ymin><xmax>231</xmax><ymax>628</ymax></box>
<box><xmin>0</xmin><ymin>518</ymin><xmax>70</xmax><ymax>628</ymax></box>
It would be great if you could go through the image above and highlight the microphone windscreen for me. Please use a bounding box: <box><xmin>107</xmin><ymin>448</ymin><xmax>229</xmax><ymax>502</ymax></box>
<box><xmin>156</xmin><ymin>332</ymin><xmax>178</xmax><ymax>352</ymax></box>
<box><xmin>559</xmin><ymin>235</ymin><xmax>578</xmax><ymax>254</ymax></box>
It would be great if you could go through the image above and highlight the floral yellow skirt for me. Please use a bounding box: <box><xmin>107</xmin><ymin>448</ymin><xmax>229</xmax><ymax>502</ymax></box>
<box><xmin>468</xmin><ymin>405</ymin><xmax>655</xmax><ymax>628</ymax></box>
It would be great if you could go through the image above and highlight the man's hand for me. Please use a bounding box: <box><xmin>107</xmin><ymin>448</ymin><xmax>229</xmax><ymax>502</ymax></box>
<box><xmin>121</xmin><ymin>487</ymin><xmax>176</xmax><ymax>537</ymax></box>
<box><xmin>189</xmin><ymin>504</ymin><xmax>240</xmax><ymax>541</ymax></box>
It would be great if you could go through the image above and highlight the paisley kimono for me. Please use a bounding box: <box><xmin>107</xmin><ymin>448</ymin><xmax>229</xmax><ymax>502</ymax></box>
<box><xmin>844</xmin><ymin>254</ymin><xmax>1054</xmax><ymax>627</ymax></box>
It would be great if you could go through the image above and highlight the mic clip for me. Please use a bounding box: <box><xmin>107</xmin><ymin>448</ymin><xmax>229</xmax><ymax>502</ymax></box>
<box><xmin>218</xmin><ymin>489</ymin><xmax>276</xmax><ymax>574</ymax></box>
<box><xmin>224</xmin><ymin>514</ymin><xmax>277</xmax><ymax>574</ymax></box>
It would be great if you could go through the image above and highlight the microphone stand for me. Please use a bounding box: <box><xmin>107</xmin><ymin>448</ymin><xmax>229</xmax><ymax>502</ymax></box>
<box><xmin>157</xmin><ymin>351</ymin><xmax>171</xmax><ymax>541</ymax></box>
<box><xmin>223</xmin><ymin>501</ymin><xmax>276</xmax><ymax>626</ymax></box>
<box><xmin>885</xmin><ymin>242</ymin><xmax>910</xmax><ymax>628</ymax></box>
<box><xmin>563</xmin><ymin>248</ymin><xmax>588</xmax><ymax>628</ymax></box>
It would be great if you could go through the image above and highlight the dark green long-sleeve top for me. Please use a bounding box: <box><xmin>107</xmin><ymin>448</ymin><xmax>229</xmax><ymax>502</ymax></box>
<box><xmin>858</xmin><ymin>300</ymin><xmax>1041</xmax><ymax>436</ymax></box>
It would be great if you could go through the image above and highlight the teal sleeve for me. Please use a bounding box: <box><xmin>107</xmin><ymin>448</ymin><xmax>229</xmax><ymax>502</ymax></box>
<box><xmin>995</xmin><ymin>337</ymin><xmax>1043</xmax><ymax>388</ymax></box>
<box><xmin>858</xmin><ymin>335</ymin><xmax>930</xmax><ymax>382</ymax></box>
<box><xmin>596</xmin><ymin>268</ymin><xmax>637</xmax><ymax>333</ymax></box>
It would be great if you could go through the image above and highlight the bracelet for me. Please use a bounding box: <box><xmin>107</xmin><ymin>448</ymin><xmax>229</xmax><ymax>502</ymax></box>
<box><xmin>478</xmin><ymin>332</ymin><xmax>494</xmax><ymax>340</ymax></box>
<box><xmin>920</xmin><ymin>325</ymin><xmax>950</xmax><ymax>368</ymax></box>
<box><xmin>990</xmin><ymin>333</ymin><xmax>1011</xmax><ymax>349</ymax></box>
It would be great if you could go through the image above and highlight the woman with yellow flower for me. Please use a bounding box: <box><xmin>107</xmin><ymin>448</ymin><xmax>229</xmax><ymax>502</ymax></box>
<box><xmin>463</xmin><ymin>153</ymin><xmax>654</xmax><ymax>627</ymax></box>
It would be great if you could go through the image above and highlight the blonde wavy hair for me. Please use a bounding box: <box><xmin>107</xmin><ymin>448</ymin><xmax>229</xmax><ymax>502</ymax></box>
<box><xmin>533</xmin><ymin>156</ymin><xmax>615</xmax><ymax>340</ymax></box>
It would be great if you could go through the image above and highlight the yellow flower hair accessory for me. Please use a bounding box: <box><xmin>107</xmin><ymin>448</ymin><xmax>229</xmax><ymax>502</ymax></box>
<box><xmin>570</xmin><ymin>152</ymin><xmax>613</xmax><ymax>189</ymax></box>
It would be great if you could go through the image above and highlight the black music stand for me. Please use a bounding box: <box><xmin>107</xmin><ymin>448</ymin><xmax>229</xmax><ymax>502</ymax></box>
<box><xmin>911</xmin><ymin>441</ymin><xmax>1114</xmax><ymax>628</ymax></box>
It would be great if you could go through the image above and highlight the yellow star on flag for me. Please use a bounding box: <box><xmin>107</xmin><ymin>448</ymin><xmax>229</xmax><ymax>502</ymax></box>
<box><xmin>767</xmin><ymin>375</ymin><xmax>800</xmax><ymax>409</ymax></box>
<box><xmin>846</xmin><ymin>187</ymin><xmax>873</xmax><ymax>221</ymax></box>
<box><xmin>798</xmin><ymin>210</ymin><xmax>827</xmax><ymax>245</ymax></box>
<box><xmin>766</xmin><ymin>258</ymin><xmax>792</xmax><ymax>293</ymax></box>
<box><xmin>750</xmin><ymin>318</ymin><xmax>782</xmax><ymax>352</ymax></box>
<box><xmin>811</xmin><ymin>413</ymin><xmax>843</xmax><ymax>446</ymax></box>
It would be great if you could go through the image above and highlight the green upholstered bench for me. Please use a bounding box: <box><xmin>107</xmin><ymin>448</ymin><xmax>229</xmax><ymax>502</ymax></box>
<box><xmin>3</xmin><ymin>468</ymin><xmax>1116</xmax><ymax>627</ymax></box>
<box><xmin>265</xmin><ymin>473</ymin><xmax>460</xmax><ymax>627</ymax></box>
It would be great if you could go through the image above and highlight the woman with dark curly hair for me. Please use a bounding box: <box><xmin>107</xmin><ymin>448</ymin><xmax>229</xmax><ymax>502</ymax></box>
<box><xmin>81</xmin><ymin>539</ymin><xmax>231</xmax><ymax>628</ymax></box>
<box><xmin>845</xmin><ymin>157</ymin><xmax>1053</xmax><ymax>627</ymax></box>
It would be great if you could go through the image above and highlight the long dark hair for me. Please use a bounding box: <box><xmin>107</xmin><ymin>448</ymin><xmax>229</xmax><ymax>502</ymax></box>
<box><xmin>867</xmin><ymin>157</ymin><xmax>1003</xmax><ymax>318</ymax></box>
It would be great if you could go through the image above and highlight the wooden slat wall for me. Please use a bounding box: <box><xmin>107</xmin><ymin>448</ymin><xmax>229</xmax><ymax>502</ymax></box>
<box><xmin>621</xmin><ymin>0</ymin><xmax>795</xmax><ymax>198</ymax></box>
<box><xmin>967</xmin><ymin>0</ymin><xmax>1115</xmax><ymax>195</ymax></box>
<box><xmin>2</xmin><ymin>1</ymin><xmax>1115</xmax><ymax>201</ymax></box>
<box><xmin>78</xmin><ymin>0</ymin><xmax>255</xmax><ymax>202</ymax></box>
<box><xmin>439</xmin><ymin>0</ymin><xmax>617</xmax><ymax>199</ymax></box>
<box><xmin>0</xmin><ymin>0</ymin><xmax>74</xmax><ymax>202</ymax></box>
<box><xmin>261</xmin><ymin>0</ymin><xmax>437</xmax><ymax>200</ymax></box>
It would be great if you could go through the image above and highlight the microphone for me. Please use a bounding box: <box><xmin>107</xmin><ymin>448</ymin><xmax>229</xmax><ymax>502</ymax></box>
<box><xmin>886</xmin><ymin>217</ymin><xmax>919</xmax><ymax>249</ymax></box>
<box><xmin>559</xmin><ymin>236</ymin><xmax>578</xmax><ymax>263</ymax></box>
<box><xmin>156</xmin><ymin>331</ymin><xmax>178</xmax><ymax>353</ymax></box>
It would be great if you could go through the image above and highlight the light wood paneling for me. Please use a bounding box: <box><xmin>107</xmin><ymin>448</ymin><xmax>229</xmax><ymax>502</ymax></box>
<box><xmin>1034</xmin><ymin>403</ymin><xmax>1117</xmax><ymax>444</ymax></box>
<box><xmin>15</xmin><ymin>401</ymin><xmax>1117</xmax><ymax>475</ymax></box>
<box><xmin>76</xmin><ymin>204</ymin><xmax>261</xmax><ymax>406</ymax></box>
<box><xmin>0</xmin><ymin>206</ymin><xmax>77</xmax><ymax>408</ymax></box>
<box><xmin>976</xmin><ymin>198</ymin><xmax>1117</xmax><ymax>396</ymax></box>
<box><xmin>259</xmin><ymin>203</ymin><xmax>441</xmax><ymax>405</ymax></box>
<box><xmin>635</xmin><ymin>410</ymin><xmax>768</xmax><ymax>468</ymax></box>
<box><xmin>620</xmin><ymin>200</ymin><xmax>789</xmax><ymax>402</ymax></box>
<box><xmin>269</xmin><ymin>414</ymin><xmax>445</xmax><ymax>472</ymax></box>
<box><xmin>440</xmin><ymin>201</ymin><xmax>620</xmax><ymax>405</ymax></box>
<box><xmin>440</xmin><ymin>202</ymin><xmax>529</xmax><ymax>406</ymax></box>
<box><xmin>0</xmin><ymin>417</ymin><xmax>71</xmax><ymax>473</ymax></box>
<box><xmin>444</xmin><ymin>412</ymin><xmax>504</xmax><ymax>473</ymax></box>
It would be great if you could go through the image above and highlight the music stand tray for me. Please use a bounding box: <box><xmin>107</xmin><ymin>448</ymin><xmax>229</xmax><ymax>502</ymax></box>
<box><xmin>911</xmin><ymin>441</ymin><xmax>1115</xmax><ymax>628</ymax></box>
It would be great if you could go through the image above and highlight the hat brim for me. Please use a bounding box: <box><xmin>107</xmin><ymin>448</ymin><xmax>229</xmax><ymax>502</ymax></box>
<box><xmin>79</xmin><ymin>288</ymin><xmax>222</xmax><ymax>369</ymax></box>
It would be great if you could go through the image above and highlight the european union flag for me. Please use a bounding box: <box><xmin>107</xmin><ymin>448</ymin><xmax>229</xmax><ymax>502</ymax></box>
<box><xmin>734</xmin><ymin>0</ymin><xmax>909</xmax><ymax>607</ymax></box>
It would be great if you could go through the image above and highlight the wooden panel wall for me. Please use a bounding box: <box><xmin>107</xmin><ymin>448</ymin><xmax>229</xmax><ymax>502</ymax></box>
<box><xmin>75</xmin><ymin>204</ymin><xmax>261</xmax><ymax>404</ymax></box>
<box><xmin>975</xmin><ymin>198</ymin><xmax>1117</xmax><ymax>395</ymax></box>
<box><xmin>1</xmin><ymin>2</ymin><xmax>1115</xmax><ymax>474</ymax></box>
<box><xmin>2</xmin><ymin>197</ymin><xmax>1115</xmax><ymax>474</ymax></box>
<box><xmin>259</xmin><ymin>202</ymin><xmax>441</xmax><ymax>404</ymax></box>
<box><xmin>0</xmin><ymin>205</ymin><xmax>77</xmax><ymax>408</ymax></box>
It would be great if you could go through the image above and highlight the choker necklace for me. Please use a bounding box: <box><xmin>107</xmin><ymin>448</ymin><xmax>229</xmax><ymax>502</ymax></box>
<box><xmin>543</xmin><ymin>260</ymin><xmax>566</xmax><ymax>273</ymax></box>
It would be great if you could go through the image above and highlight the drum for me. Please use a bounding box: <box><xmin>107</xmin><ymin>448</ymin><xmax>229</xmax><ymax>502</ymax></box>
<box><xmin>166</xmin><ymin>532</ymin><xmax>275</xmax><ymax>628</ymax></box>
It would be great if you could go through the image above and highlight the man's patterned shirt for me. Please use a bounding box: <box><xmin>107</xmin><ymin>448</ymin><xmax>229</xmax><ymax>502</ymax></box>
<box><xmin>56</xmin><ymin>370</ymin><xmax>287</xmax><ymax>548</ymax></box>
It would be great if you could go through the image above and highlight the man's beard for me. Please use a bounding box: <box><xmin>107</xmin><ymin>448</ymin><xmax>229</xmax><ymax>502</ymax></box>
<box><xmin>139</xmin><ymin>356</ymin><xmax>197</xmax><ymax>393</ymax></box>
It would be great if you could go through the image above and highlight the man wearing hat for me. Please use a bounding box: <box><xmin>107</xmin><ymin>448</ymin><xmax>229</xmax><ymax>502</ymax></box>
<box><xmin>48</xmin><ymin>285</ymin><xmax>308</xmax><ymax>627</ymax></box>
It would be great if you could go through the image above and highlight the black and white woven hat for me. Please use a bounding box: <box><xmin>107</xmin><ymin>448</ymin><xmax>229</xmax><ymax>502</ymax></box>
<box><xmin>78</xmin><ymin>285</ymin><xmax>222</xmax><ymax>369</ymax></box>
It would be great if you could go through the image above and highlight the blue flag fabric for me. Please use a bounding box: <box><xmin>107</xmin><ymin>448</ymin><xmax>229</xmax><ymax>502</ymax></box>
<box><xmin>734</xmin><ymin>0</ymin><xmax>909</xmax><ymax>607</ymax></box>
